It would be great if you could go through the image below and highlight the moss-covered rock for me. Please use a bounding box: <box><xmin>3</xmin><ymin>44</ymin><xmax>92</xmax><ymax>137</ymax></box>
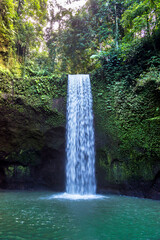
<box><xmin>92</xmin><ymin>73</ymin><xmax>160</xmax><ymax>199</ymax></box>
<box><xmin>0</xmin><ymin>81</ymin><xmax>66</xmax><ymax>190</ymax></box>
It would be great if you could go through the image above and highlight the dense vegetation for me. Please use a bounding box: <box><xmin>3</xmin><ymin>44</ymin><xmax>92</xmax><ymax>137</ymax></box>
<box><xmin>0</xmin><ymin>0</ymin><xmax>160</xmax><ymax>197</ymax></box>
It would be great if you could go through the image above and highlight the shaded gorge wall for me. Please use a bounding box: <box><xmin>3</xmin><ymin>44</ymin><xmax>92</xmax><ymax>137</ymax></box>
<box><xmin>0</xmin><ymin>74</ymin><xmax>67</xmax><ymax>190</ymax></box>
<box><xmin>91</xmin><ymin>73</ymin><xmax>160</xmax><ymax>200</ymax></box>
<box><xmin>0</xmin><ymin>70</ymin><xmax>160</xmax><ymax>200</ymax></box>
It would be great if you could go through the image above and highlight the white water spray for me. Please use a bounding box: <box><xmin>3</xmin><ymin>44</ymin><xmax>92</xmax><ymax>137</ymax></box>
<box><xmin>66</xmin><ymin>74</ymin><xmax>96</xmax><ymax>195</ymax></box>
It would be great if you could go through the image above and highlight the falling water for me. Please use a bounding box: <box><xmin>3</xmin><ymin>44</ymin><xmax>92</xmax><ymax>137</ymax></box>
<box><xmin>66</xmin><ymin>74</ymin><xmax>96</xmax><ymax>195</ymax></box>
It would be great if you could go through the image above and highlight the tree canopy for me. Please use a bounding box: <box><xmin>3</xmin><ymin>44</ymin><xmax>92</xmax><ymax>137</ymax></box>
<box><xmin>0</xmin><ymin>0</ymin><xmax>160</xmax><ymax>76</ymax></box>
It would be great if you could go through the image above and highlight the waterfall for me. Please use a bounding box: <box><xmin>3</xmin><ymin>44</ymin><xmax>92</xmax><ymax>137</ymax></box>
<box><xmin>66</xmin><ymin>74</ymin><xmax>96</xmax><ymax>195</ymax></box>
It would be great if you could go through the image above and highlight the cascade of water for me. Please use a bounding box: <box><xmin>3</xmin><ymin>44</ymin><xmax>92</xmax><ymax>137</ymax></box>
<box><xmin>66</xmin><ymin>74</ymin><xmax>96</xmax><ymax>195</ymax></box>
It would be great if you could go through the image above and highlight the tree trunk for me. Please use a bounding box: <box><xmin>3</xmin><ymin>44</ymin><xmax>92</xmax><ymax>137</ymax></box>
<box><xmin>115</xmin><ymin>3</ymin><xmax>119</xmax><ymax>49</ymax></box>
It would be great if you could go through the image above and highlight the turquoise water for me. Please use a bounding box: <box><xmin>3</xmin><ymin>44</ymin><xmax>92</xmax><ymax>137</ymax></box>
<box><xmin>0</xmin><ymin>191</ymin><xmax>160</xmax><ymax>240</ymax></box>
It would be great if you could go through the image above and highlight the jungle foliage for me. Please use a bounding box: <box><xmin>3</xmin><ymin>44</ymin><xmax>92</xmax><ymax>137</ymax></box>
<box><xmin>1</xmin><ymin>0</ymin><xmax>160</xmax><ymax>120</ymax></box>
<box><xmin>0</xmin><ymin>0</ymin><xmax>160</xmax><ymax>193</ymax></box>
<box><xmin>0</xmin><ymin>0</ymin><xmax>160</xmax><ymax>77</ymax></box>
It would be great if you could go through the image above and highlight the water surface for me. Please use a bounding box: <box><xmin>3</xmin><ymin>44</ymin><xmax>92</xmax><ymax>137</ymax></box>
<box><xmin>0</xmin><ymin>191</ymin><xmax>160</xmax><ymax>240</ymax></box>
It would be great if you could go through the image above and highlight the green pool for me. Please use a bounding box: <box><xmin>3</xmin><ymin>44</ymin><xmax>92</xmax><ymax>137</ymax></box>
<box><xmin>0</xmin><ymin>191</ymin><xmax>160</xmax><ymax>240</ymax></box>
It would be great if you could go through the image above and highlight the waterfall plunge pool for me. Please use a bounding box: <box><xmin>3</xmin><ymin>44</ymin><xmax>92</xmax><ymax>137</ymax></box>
<box><xmin>48</xmin><ymin>192</ymin><xmax>105</xmax><ymax>200</ymax></box>
<box><xmin>0</xmin><ymin>191</ymin><xmax>160</xmax><ymax>240</ymax></box>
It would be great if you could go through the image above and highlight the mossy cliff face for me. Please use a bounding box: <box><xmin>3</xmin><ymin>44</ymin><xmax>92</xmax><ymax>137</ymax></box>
<box><xmin>1</xmin><ymin>69</ymin><xmax>160</xmax><ymax>200</ymax></box>
<box><xmin>92</xmin><ymin>76</ymin><xmax>160</xmax><ymax>199</ymax></box>
<box><xmin>0</xmin><ymin>74</ymin><xmax>67</xmax><ymax>190</ymax></box>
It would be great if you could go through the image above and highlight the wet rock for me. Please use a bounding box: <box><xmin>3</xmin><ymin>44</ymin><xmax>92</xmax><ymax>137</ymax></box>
<box><xmin>0</xmin><ymin>96</ymin><xmax>66</xmax><ymax>190</ymax></box>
